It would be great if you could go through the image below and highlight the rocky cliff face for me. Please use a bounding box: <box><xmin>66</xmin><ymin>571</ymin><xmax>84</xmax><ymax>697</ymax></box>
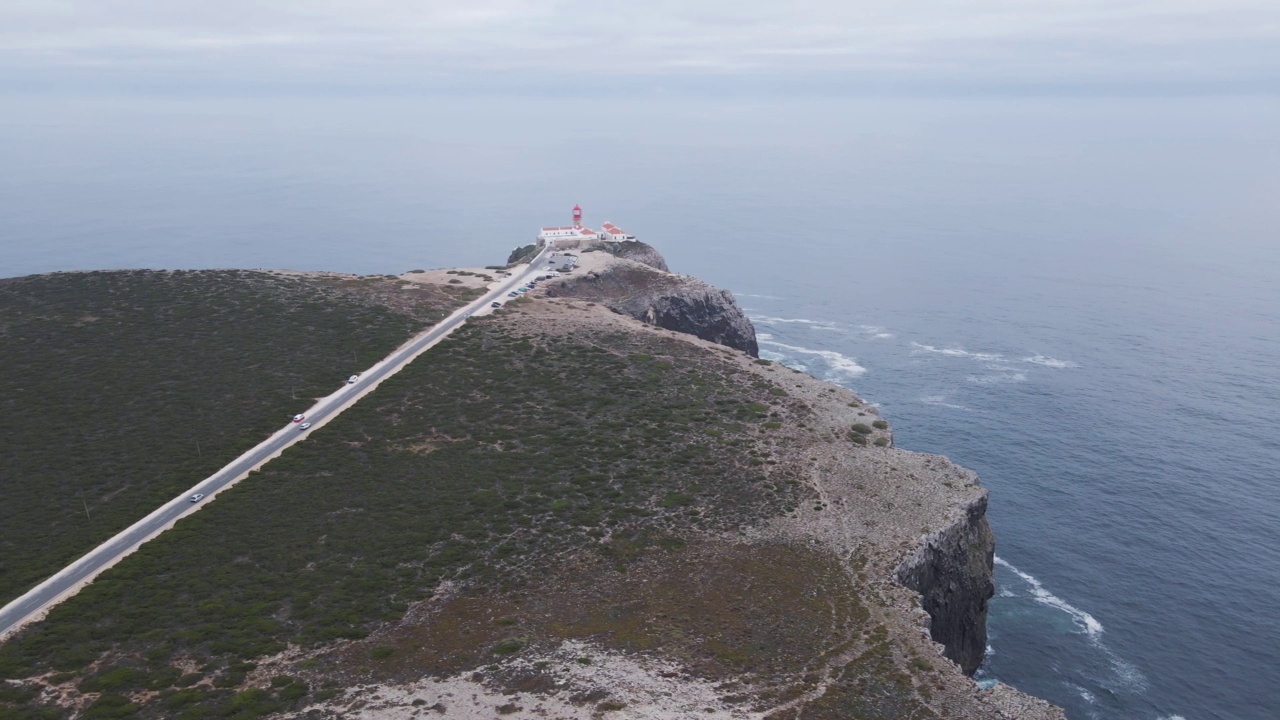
<box><xmin>894</xmin><ymin>491</ymin><xmax>996</xmax><ymax>676</ymax></box>
<box><xmin>544</xmin><ymin>248</ymin><xmax>758</xmax><ymax>357</ymax></box>
<box><xmin>599</xmin><ymin>240</ymin><xmax>670</xmax><ymax>272</ymax></box>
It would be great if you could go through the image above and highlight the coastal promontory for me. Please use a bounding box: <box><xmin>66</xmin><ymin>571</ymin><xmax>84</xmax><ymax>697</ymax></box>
<box><xmin>0</xmin><ymin>245</ymin><xmax>1062</xmax><ymax>719</ymax></box>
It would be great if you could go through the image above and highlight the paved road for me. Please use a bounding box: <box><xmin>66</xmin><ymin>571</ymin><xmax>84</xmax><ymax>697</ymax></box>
<box><xmin>0</xmin><ymin>248</ymin><xmax>551</xmax><ymax>639</ymax></box>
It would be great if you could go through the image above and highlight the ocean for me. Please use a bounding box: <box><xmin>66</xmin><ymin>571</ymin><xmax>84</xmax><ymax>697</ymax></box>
<box><xmin>2</xmin><ymin>93</ymin><xmax>1278</xmax><ymax>720</ymax></box>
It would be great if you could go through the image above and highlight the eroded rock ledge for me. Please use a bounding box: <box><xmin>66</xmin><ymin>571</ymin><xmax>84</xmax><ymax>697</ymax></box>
<box><xmin>543</xmin><ymin>246</ymin><xmax>759</xmax><ymax>356</ymax></box>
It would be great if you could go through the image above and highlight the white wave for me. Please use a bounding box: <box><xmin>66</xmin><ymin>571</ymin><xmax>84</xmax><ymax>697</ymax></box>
<box><xmin>858</xmin><ymin>325</ymin><xmax>895</xmax><ymax>339</ymax></box>
<box><xmin>910</xmin><ymin>342</ymin><xmax>1005</xmax><ymax>362</ymax></box>
<box><xmin>759</xmin><ymin>340</ymin><xmax>866</xmax><ymax>378</ymax></box>
<box><xmin>757</xmin><ymin>333</ymin><xmax>774</xmax><ymax>341</ymax></box>
<box><xmin>759</xmin><ymin>348</ymin><xmax>808</xmax><ymax>373</ymax></box>
<box><xmin>1157</xmin><ymin>716</ymin><xmax>1187</xmax><ymax>720</ymax></box>
<box><xmin>919</xmin><ymin>394</ymin><xmax>968</xmax><ymax>411</ymax></box>
<box><xmin>749</xmin><ymin>315</ymin><xmax>840</xmax><ymax>331</ymax></box>
<box><xmin>997</xmin><ymin>587</ymin><xmax>1015</xmax><ymax>597</ymax></box>
<box><xmin>1073</xmin><ymin>685</ymin><xmax>1097</xmax><ymax>704</ymax></box>
<box><xmin>967</xmin><ymin>372</ymin><xmax>1027</xmax><ymax>385</ymax></box>
<box><xmin>994</xmin><ymin>557</ymin><xmax>1103</xmax><ymax>637</ymax></box>
<box><xmin>735</xmin><ymin>293</ymin><xmax>782</xmax><ymax>300</ymax></box>
<box><xmin>1023</xmin><ymin>354</ymin><xmax>1080</xmax><ymax>369</ymax></box>
<box><xmin>1107</xmin><ymin>654</ymin><xmax>1148</xmax><ymax>693</ymax></box>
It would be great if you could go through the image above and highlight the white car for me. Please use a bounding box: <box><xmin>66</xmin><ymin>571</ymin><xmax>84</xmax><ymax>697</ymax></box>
<box><xmin>348</xmin><ymin>375</ymin><xmax>359</xmax><ymax>384</ymax></box>
<box><xmin>299</xmin><ymin>422</ymin><xmax>312</xmax><ymax>430</ymax></box>
<box><xmin>189</xmin><ymin>493</ymin><xmax>205</xmax><ymax>503</ymax></box>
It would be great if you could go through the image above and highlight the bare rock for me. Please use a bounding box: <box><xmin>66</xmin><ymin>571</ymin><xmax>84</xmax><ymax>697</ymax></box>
<box><xmin>545</xmin><ymin>249</ymin><xmax>758</xmax><ymax>356</ymax></box>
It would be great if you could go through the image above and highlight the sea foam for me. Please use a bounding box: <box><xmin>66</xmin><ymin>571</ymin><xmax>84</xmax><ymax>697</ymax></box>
<box><xmin>920</xmin><ymin>394</ymin><xmax>968</xmax><ymax>411</ymax></box>
<box><xmin>1023</xmin><ymin>354</ymin><xmax>1080</xmax><ymax>368</ymax></box>
<box><xmin>749</xmin><ymin>315</ymin><xmax>840</xmax><ymax>331</ymax></box>
<box><xmin>759</xmin><ymin>340</ymin><xmax>866</xmax><ymax>378</ymax></box>
<box><xmin>994</xmin><ymin>556</ymin><xmax>1104</xmax><ymax>637</ymax></box>
<box><xmin>967</xmin><ymin>372</ymin><xmax>1027</xmax><ymax>385</ymax></box>
<box><xmin>910</xmin><ymin>342</ymin><xmax>1005</xmax><ymax>362</ymax></box>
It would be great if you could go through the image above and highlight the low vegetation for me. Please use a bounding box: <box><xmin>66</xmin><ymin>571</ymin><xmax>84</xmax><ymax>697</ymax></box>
<box><xmin>0</xmin><ymin>309</ymin><xmax>806</xmax><ymax>718</ymax></box>
<box><xmin>0</xmin><ymin>270</ymin><xmax>473</xmax><ymax>606</ymax></box>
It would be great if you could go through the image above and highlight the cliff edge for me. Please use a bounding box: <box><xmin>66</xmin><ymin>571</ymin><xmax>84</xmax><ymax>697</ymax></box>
<box><xmin>544</xmin><ymin>245</ymin><xmax>759</xmax><ymax>357</ymax></box>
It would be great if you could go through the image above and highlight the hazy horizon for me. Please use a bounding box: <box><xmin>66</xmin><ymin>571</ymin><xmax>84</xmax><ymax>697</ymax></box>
<box><xmin>3</xmin><ymin>1</ymin><xmax>1278</xmax><ymax>95</ymax></box>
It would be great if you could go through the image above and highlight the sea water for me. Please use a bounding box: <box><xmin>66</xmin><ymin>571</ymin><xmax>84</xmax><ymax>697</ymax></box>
<box><xmin>2</xmin><ymin>93</ymin><xmax>1278</xmax><ymax>720</ymax></box>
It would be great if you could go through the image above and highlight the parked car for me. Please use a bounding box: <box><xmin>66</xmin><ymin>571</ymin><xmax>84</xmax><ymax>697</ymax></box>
<box><xmin>491</xmin><ymin>301</ymin><xmax>502</xmax><ymax>308</ymax></box>
<box><xmin>507</xmin><ymin>292</ymin><xmax>518</xmax><ymax>297</ymax></box>
<box><xmin>347</xmin><ymin>374</ymin><xmax>359</xmax><ymax>384</ymax></box>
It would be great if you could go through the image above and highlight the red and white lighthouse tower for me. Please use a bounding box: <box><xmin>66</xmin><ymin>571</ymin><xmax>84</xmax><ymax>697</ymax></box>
<box><xmin>572</xmin><ymin>204</ymin><xmax>583</xmax><ymax>229</ymax></box>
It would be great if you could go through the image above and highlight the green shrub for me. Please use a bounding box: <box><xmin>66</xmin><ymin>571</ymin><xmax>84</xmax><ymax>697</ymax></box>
<box><xmin>851</xmin><ymin>423</ymin><xmax>874</xmax><ymax>435</ymax></box>
<box><xmin>872</xmin><ymin>420</ymin><xmax>889</xmax><ymax>430</ymax></box>
<box><xmin>84</xmin><ymin>693</ymin><xmax>140</xmax><ymax>719</ymax></box>
<box><xmin>493</xmin><ymin>639</ymin><xmax>524</xmax><ymax>655</ymax></box>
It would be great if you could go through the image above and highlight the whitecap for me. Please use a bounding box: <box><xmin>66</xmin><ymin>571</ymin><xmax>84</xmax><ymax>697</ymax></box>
<box><xmin>757</xmin><ymin>333</ymin><xmax>774</xmax><ymax>341</ymax></box>
<box><xmin>858</xmin><ymin>325</ymin><xmax>895</xmax><ymax>339</ymax></box>
<box><xmin>920</xmin><ymin>394</ymin><xmax>968</xmax><ymax>411</ymax></box>
<box><xmin>910</xmin><ymin>342</ymin><xmax>1005</xmax><ymax>362</ymax></box>
<box><xmin>749</xmin><ymin>315</ymin><xmax>840</xmax><ymax>331</ymax></box>
<box><xmin>1023</xmin><ymin>354</ymin><xmax>1080</xmax><ymax>368</ymax></box>
<box><xmin>994</xmin><ymin>557</ymin><xmax>1103</xmax><ymax>637</ymax></box>
<box><xmin>759</xmin><ymin>348</ymin><xmax>808</xmax><ymax>373</ymax></box>
<box><xmin>1073</xmin><ymin>685</ymin><xmax>1097</xmax><ymax>704</ymax></box>
<box><xmin>735</xmin><ymin>293</ymin><xmax>782</xmax><ymax>300</ymax></box>
<box><xmin>967</xmin><ymin>373</ymin><xmax>1027</xmax><ymax>385</ymax></box>
<box><xmin>759</xmin><ymin>340</ymin><xmax>866</xmax><ymax>378</ymax></box>
<box><xmin>1105</xmin><ymin>653</ymin><xmax>1149</xmax><ymax>693</ymax></box>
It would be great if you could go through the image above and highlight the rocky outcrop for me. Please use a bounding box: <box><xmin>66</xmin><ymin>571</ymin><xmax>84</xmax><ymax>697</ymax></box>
<box><xmin>545</xmin><ymin>249</ymin><xmax>758</xmax><ymax>357</ymax></box>
<box><xmin>599</xmin><ymin>241</ymin><xmax>670</xmax><ymax>272</ymax></box>
<box><xmin>506</xmin><ymin>244</ymin><xmax>538</xmax><ymax>265</ymax></box>
<box><xmin>894</xmin><ymin>491</ymin><xmax>996</xmax><ymax>676</ymax></box>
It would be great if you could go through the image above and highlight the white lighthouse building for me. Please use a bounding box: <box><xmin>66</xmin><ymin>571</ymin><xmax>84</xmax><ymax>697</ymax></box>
<box><xmin>538</xmin><ymin>204</ymin><xmax>599</xmax><ymax>245</ymax></box>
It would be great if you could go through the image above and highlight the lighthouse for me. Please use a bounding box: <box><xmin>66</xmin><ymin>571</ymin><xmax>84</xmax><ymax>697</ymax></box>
<box><xmin>537</xmin><ymin>204</ymin><xmax>600</xmax><ymax>244</ymax></box>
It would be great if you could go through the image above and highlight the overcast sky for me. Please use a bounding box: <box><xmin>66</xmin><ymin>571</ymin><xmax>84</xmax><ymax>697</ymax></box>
<box><xmin>3</xmin><ymin>1</ymin><xmax>1277</xmax><ymax>93</ymax></box>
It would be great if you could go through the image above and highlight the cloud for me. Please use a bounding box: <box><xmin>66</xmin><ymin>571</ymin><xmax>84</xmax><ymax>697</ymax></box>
<box><xmin>1</xmin><ymin>0</ymin><xmax>1277</xmax><ymax>91</ymax></box>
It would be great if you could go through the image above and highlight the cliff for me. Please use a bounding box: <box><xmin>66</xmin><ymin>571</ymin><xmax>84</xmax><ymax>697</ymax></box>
<box><xmin>598</xmin><ymin>239</ymin><xmax>670</xmax><ymax>272</ymax></box>
<box><xmin>544</xmin><ymin>246</ymin><xmax>759</xmax><ymax>356</ymax></box>
<box><xmin>0</xmin><ymin>250</ymin><xmax>1063</xmax><ymax>720</ymax></box>
<box><xmin>895</xmin><ymin>490</ymin><xmax>996</xmax><ymax>675</ymax></box>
